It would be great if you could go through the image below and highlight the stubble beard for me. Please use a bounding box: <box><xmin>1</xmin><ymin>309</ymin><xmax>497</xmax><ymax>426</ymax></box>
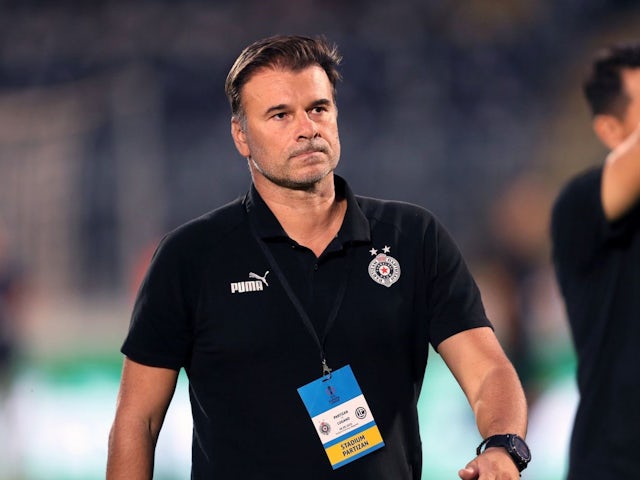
<box><xmin>249</xmin><ymin>142</ymin><xmax>339</xmax><ymax>191</ymax></box>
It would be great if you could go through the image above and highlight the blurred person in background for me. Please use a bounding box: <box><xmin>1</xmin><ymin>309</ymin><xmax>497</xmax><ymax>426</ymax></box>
<box><xmin>0</xmin><ymin>223</ymin><xmax>23</xmax><ymax>391</ymax></box>
<box><xmin>473</xmin><ymin>172</ymin><xmax>569</xmax><ymax>412</ymax></box>
<box><xmin>107</xmin><ymin>34</ymin><xmax>529</xmax><ymax>480</ymax></box>
<box><xmin>0</xmin><ymin>221</ymin><xmax>25</xmax><ymax>476</ymax></box>
<box><xmin>551</xmin><ymin>41</ymin><xmax>640</xmax><ymax>479</ymax></box>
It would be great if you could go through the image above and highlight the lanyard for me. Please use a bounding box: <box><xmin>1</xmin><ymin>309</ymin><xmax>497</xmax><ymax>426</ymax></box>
<box><xmin>249</xmin><ymin>219</ymin><xmax>353</xmax><ymax>378</ymax></box>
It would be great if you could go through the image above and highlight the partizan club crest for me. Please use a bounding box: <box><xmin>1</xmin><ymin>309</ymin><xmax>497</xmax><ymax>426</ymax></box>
<box><xmin>368</xmin><ymin>246</ymin><xmax>401</xmax><ymax>288</ymax></box>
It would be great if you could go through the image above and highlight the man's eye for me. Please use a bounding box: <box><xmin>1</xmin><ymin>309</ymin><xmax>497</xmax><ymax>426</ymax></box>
<box><xmin>273</xmin><ymin>112</ymin><xmax>287</xmax><ymax>119</ymax></box>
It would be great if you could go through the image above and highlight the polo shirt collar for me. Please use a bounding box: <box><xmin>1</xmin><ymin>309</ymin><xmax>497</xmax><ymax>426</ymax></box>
<box><xmin>336</xmin><ymin>175</ymin><xmax>371</xmax><ymax>244</ymax></box>
<box><xmin>244</xmin><ymin>184</ymin><xmax>287</xmax><ymax>239</ymax></box>
<box><xmin>244</xmin><ymin>174</ymin><xmax>371</xmax><ymax>245</ymax></box>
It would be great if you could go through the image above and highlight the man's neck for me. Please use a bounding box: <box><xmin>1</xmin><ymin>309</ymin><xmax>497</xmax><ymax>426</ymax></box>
<box><xmin>254</xmin><ymin>174</ymin><xmax>346</xmax><ymax>257</ymax></box>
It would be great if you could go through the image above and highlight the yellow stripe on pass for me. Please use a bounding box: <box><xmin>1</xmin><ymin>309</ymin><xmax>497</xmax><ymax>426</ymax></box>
<box><xmin>325</xmin><ymin>425</ymin><xmax>384</xmax><ymax>465</ymax></box>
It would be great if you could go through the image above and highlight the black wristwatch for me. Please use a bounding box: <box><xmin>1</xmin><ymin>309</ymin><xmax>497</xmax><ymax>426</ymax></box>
<box><xmin>476</xmin><ymin>433</ymin><xmax>531</xmax><ymax>472</ymax></box>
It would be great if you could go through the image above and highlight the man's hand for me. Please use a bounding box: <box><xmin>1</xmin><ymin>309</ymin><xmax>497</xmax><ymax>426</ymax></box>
<box><xmin>601</xmin><ymin>120</ymin><xmax>640</xmax><ymax>220</ymax></box>
<box><xmin>458</xmin><ymin>448</ymin><xmax>521</xmax><ymax>479</ymax></box>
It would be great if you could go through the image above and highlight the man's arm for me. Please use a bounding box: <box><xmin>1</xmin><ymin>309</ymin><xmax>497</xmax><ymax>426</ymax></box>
<box><xmin>106</xmin><ymin>357</ymin><xmax>179</xmax><ymax>480</ymax></box>
<box><xmin>438</xmin><ymin>326</ymin><xmax>528</xmax><ymax>479</ymax></box>
<box><xmin>601</xmin><ymin>121</ymin><xmax>640</xmax><ymax>221</ymax></box>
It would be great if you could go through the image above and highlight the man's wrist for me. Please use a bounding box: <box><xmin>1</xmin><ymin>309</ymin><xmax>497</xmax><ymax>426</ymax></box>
<box><xmin>476</xmin><ymin>433</ymin><xmax>531</xmax><ymax>472</ymax></box>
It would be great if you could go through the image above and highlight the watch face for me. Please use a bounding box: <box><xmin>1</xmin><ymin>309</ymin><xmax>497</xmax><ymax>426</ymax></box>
<box><xmin>510</xmin><ymin>435</ymin><xmax>531</xmax><ymax>462</ymax></box>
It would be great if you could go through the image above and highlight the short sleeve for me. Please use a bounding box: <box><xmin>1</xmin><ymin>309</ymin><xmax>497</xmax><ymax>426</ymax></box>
<box><xmin>121</xmin><ymin>233</ymin><xmax>195</xmax><ymax>370</ymax></box>
<box><xmin>426</xmin><ymin>219</ymin><xmax>492</xmax><ymax>350</ymax></box>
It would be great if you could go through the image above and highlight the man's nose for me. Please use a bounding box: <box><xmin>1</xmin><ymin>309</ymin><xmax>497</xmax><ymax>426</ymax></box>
<box><xmin>296</xmin><ymin>112</ymin><xmax>319</xmax><ymax>139</ymax></box>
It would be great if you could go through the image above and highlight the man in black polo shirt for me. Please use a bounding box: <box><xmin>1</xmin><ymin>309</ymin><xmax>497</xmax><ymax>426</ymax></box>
<box><xmin>107</xmin><ymin>35</ymin><xmax>529</xmax><ymax>480</ymax></box>
<box><xmin>551</xmin><ymin>42</ymin><xmax>640</xmax><ymax>479</ymax></box>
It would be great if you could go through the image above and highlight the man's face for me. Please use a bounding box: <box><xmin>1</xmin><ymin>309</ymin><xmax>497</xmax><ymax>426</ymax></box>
<box><xmin>619</xmin><ymin>68</ymin><xmax>640</xmax><ymax>138</ymax></box>
<box><xmin>231</xmin><ymin>65</ymin><xmax>341</xmax><ymax>190</ymax></box>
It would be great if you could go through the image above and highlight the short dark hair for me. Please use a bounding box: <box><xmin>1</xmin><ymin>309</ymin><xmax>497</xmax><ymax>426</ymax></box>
<box><xmin>583</xmin><ymin>41</ymin><xmax>640</xmax><ymax>117</ymax></box>
<box><xmin>225</xmin><ymin>35</ymin><xmax>342</xmax><ymax>120</ymax></box>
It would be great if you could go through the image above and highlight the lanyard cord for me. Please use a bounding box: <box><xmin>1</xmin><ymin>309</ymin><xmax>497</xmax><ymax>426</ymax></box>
<box><xmin>249</xmin><ymin>219</ymin><xmax>353</xmax><ymax>378</ymax></box>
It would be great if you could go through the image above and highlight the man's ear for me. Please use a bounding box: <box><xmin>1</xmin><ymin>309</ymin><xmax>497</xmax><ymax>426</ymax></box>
<box><xmin>231</xmin><ymin>118</ymin><xmax>250</xmax><ymax>157</ymax></box>
<box><xmin>593</xmin><ymin>114</ymin><xmax>625</xmax><ymax>150</ymax></box>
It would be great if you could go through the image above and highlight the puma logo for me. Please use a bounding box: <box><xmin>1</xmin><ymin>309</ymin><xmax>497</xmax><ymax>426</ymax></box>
<box><xmin>230</xmin><ymin>271</ymin><xmax>270</xmax><ymax>294</ymax></box>
<box><xmin>249</xmin><ymin>270</ymin><xmax>269</xmax><ymax>286</ymax></box>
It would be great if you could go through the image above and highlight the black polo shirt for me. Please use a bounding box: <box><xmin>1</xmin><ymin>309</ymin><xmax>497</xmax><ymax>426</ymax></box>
<box><xmin>551</xmin><ymin>166</ymin><xmax>640</xmax><ymax>478</ymax></box>
<box><xmin>122</xmin><ymin>175</ymin><xmax>490</xmax><ymax>480</ymax></box>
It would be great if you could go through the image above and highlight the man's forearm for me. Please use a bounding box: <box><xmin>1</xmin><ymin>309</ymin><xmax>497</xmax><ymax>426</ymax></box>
<box><xmin>106</xmin><ymin>420</ymin><xmax>156</xmax><ymax>480</ymax></box>
<box><xmin>473</xmin><ymin>363</ymin><xmax>528</xmax><ymax>438</ymax></box>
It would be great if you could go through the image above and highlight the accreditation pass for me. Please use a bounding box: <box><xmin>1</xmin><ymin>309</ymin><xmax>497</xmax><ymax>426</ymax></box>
<box><xmin>297</xmin><ymin>365</ymin><xmax>385</xmax><ymax>469</ymax></box>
